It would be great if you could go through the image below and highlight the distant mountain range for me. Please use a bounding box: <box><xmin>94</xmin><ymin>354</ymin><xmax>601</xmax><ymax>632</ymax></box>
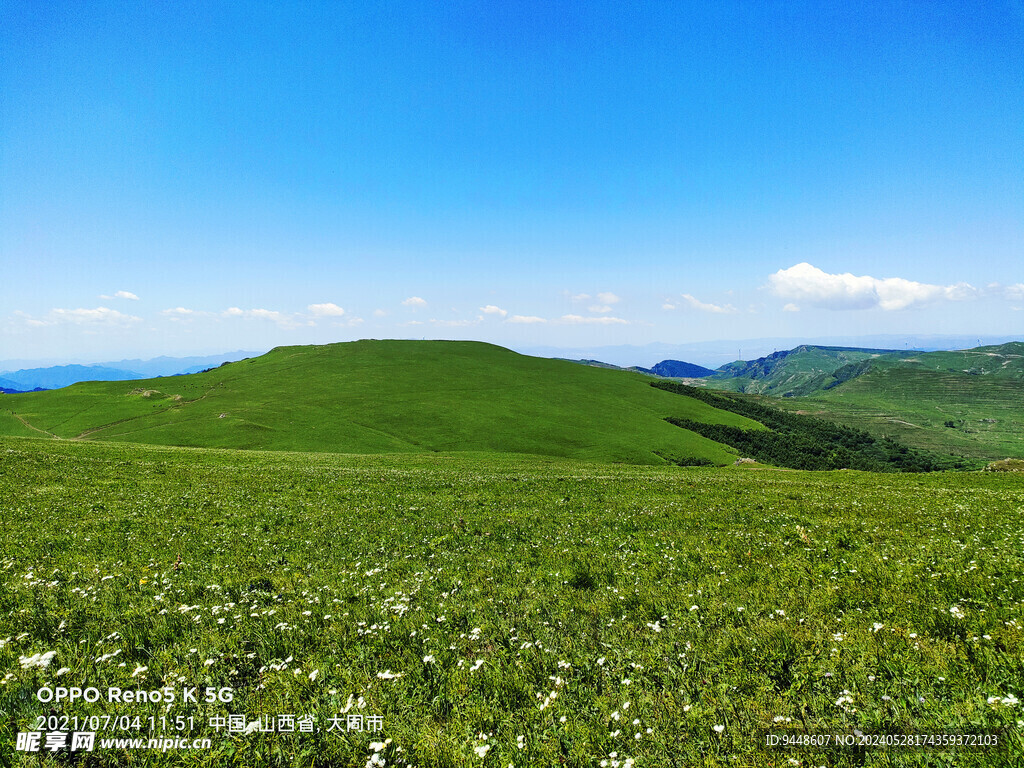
<box><xmin>699</xmin><ymin>342</ymin><xmax>1024</xmax><ymax>462</ymax></box>
<box><xmin>701</xmin><ymin>342</ymin><xmax>1024</xmax><ymax>397</ymax></box>
<box><xmin>634</xmin><ymin>360</ymin><xmax>715</xmax><ymax>378</ymax></box>
<box><xmin>560</xmin><ymin>359</ymin><xmax>715</xmax><ymax>378</ymax></box>
<box><xmin>3</xmin><ymin>338</ymin><xmax>1021</xmax><ymax>462</ymax></box>
<box><xmin>0</xmin><ymin>351</ymin><xmax>260</xmax><ymax>392</ymax></box>
<box><xmin>519</xmin><ymin>334</ymin><xmax>1023</xmax><ymax>369</ymax></box>
<box><xmin>565</xmin><ymin>341</ymin><xmax>1024</xmax><ymax>461</ymax></box>
<box><xmin>4</xmin><ymin>339</ymin><xmax>1015</xmax><ymax>466</ymax></box>
<box><xmin>704</xmin><ymin>345</ymin><xmax>917</xmax><ymax>395</ymax></box>
<box><xmin>0</xmin><ymin>339</ymin><xmax>971</xmax><ymax>470</ymax></box>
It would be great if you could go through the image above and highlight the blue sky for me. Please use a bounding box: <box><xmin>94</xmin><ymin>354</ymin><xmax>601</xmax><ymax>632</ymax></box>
<box><xmin>2</xmin><ymin>1</ymin><xmax>1022</xmax><ymax>362</ymax></box>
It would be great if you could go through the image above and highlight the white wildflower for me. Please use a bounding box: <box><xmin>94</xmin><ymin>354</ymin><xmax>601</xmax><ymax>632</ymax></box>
<box><xmin>19</xmin><ymin>651</ymin><xmax>57</xmax><ymax>669</ymax></box>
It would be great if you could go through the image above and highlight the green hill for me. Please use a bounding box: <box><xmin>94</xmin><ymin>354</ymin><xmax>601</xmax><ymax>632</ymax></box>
<box><xmin>706</xmin><ymin>345</ymin><xmax>916</xmax><ymax>396</ymax></box>
<box><xmin>0</xmin><ymin>340</ymin><xmax>764</xmax><ymax>466</ymax></box>
<box><xmin>730</xmin><ymin>343</ymin><xmax>1024</xmax><ymax>461</ymax></box>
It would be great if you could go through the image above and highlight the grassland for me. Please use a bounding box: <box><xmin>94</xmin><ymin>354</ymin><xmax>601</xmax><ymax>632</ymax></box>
<box><xmin>0</xmin><ymin>341</ymin><xmax>761</xmax><ymax>467</ymax></box>
<box><xmin>701</xmin><ymin>344</ymin><xmax>1024</xmax><ymax>463</ymax></box>
<box><xmin>706</xmin><ymin>346</ymin><xmax>913</xmax><ymax>396</ymax></box>
<box><xmin>770</xmin><ymin>365</ymin><xmax>1024</xmax><ymax>462</ymax></box>
<box><xmin>2</xmin><ymin>437</ymin><xmax>1022</xmax><ymax>766</ymax></box>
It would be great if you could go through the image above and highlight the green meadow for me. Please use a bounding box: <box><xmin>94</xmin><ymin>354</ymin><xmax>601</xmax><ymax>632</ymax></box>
<box><xmin>2</xmin><ymin>437</ymin><xmax>1022</xmax><ymax>767</ymax></box>
<box><xmin>703</xmin><ymin>343</ymin><xmax>1024</xmax><ymax>463</ymax></box>
<box><xmin>773</xmin><ymin>365</ymin><xmax>1024</xmax><ymax>463</ymax></box>
<box><xmin>0</xmin><ymin>341</ymin><xmax>756</xmax><ymax>467</ymax></box>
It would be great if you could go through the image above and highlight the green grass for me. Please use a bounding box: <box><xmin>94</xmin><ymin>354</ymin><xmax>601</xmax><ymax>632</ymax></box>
<box><xmin>703</xmin><ymin>343</ymin><xmax>1024</xmax><ymax>462</ymax></box>
<box><xmin>1</xmin><ymin>437</ymin><xmax>1022</xmax><ymax>766</ymax></box>
<box><xmin>705</xmin><ymin>346</ymin><xmax>914</xmax><ymax>396</ymax></box>
<box><xmin>774</xmin><ymin>366</ymin><xmax>1024</xmax><ymax>461</ymax></box>
<box><xmin>0</xmin><ymin>341</ymin><xmax>762</xmax><ymax>466</ymax></box>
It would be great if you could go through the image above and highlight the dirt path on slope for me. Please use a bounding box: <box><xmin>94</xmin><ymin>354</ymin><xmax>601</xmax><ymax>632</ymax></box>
<box><xmin>12</xmin><ymin>413</ymin><xmax>61</xmax><ymax>439</ymax></box>
<box><xmin>73</xmin><ymin>388</ymin><xmax>215</xmax><ymax>440</ymax></box>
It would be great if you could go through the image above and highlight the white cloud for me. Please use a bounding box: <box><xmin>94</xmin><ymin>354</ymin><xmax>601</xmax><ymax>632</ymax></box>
<box><xmin>571</xmin><ymin>291</ymin><xmax>619</xmax><ymax>308</ymax></box>
<box><xmin>372</xmin><ymin>309</ymin><xmax>388</xmax><ymax>317</ymax></box>
<box><xmin>507</xmin><ymin>315</ymin><xmax>547</xmax><ymax>324</ymax></box>
<box><xmin>250</xmin><ymin>308</ymin><xmax>286</xmax><ymax>322</ymax></box>
<box><xmin>45</xmin><ymin>307</ymin><xmax>142</xmax><ymax>326</ymax></box>
<box><xmin>308</xmin><ymin>302</ymin><xmax>346</xmax><ymax>317</ymax></box>
<box><xmin>559</xmin><ymin>314</ymin><xmax>628</xmax><ymax>325</ymax></box>
<box><xmin>1004</xmin><ymin>283</ymin><xmax>1024</xmax><ymax>301</ymax></box>
<box><xmin>11</xmin><ymin>306</ymin><xmax>142</xmax><ymax>328</ymax></box>
<box><xmin>431</xmin><ymin>317</ymin><xmax>482</xmax><ymax>327</ymax></box>
<box><xmin>402</xmin><ymin>296</ymin><xmax>428</xmax><ymax>308</ymax></box>
<box><xmin>160</xmin><ymin>307</ymin><xmax>205</xmax><ymax>322</ymax></box>
<box><xmin>782</xmin><ymin>303</ymin><xmax>800</xmax><ymax>312</ymax></box>
<box><xmin>662</xmin><ymin>302</ymin><xmax>676</xmax><ymax>310</ymax></box>
<box><xmin>99</xmin><ymin>290</ymin><xmax>140</xmax><ymax>300</ymax></box>
<box><xmin>768</xmin><ymin>262</ymin><xmax>978</xmax><ymax>311</ymax></box>
<box><xmin>222</xmin><ymin>307</ymin><xmax>307</xmax><ymax>328</ymax></box>
<box><xmin>479</xmin><ymin>305</ymin><xmax>508</xmax><ymax>317</ymax></box>
<box><xmin>680</xmin><ymin>294</ymin><xmax>738</xmax><ymax>314</ymax></box>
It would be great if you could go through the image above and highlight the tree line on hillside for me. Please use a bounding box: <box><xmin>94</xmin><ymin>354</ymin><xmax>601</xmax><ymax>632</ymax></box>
<box><xmin>652</xmin><ymin>381</ymin><xmax>970</xmax><ymax>472</ymax></box>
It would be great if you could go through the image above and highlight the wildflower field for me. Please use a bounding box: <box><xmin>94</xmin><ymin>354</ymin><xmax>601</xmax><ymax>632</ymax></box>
<box><xmin>1</xmin><ymin>437</ymin><xmax>1022</xmax><ymax>766</ymax></box>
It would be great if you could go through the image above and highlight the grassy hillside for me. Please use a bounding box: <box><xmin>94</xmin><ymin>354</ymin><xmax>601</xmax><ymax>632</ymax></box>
<box><xmin>782</xmin><ymin>366</ymin><xmax>1024</xmax><ymax>460</ymax></box>
<box><xmin>653</xmin><ymin>381</ymin><xmax>969</xmax><ymax>471</ymax></box>
<box><xmin>767</xmin><ymin>343</ymin><xmax>1024</xmax><ymax>461</ymax></box>
<box><xmin>700</xmin><ymin>343</ymin><xmax>1024</xmax><ymax>461</ymax></box>
<box><xmin>706</xmin><ymin>345</ymin><xmax>914</xmax><ymax>396</ymax></box>
<box><xmin>891</xmin><ymin>342</ymin><xmax>1024</xmax><ymax>379</ymax></box>
<box><xmin>2</xmin><ymin>438</ymin><xmax>1021</xmax><ymax>766</ymax></box>
<box><xmin>0</xmin><ymin>340</ymin><xmax>763</xmax><ymax>466</ymax></box>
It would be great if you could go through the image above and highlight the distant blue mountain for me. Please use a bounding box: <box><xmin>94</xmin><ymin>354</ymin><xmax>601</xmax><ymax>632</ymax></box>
<box><xmin>95</xmin><ymin>351</ymin><xmax>259</xmax><ymax>378</ymax></box>
<box><xmin>0</xmin><ymin>351</ymin><xmax>260</xmax><ymax>391</ymax></box>
<box><xmin>634</xmin><ymin>360</ymin><xmax>715</xmax><ymax>378</ymax></box>
<box><xmin>0</xmin><ymin>365</ymin><xmax>143</xmax><ymax>391</ymax></box>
